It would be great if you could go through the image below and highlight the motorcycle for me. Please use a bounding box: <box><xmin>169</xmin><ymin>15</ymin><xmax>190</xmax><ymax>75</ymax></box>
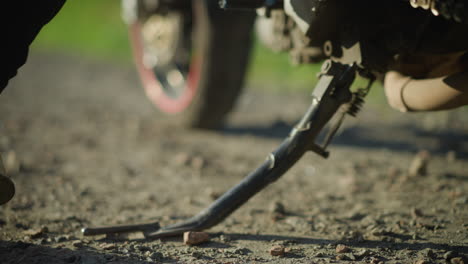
<box><xmin>82</xmin><ymin>0</ymin><xmax>468</xmax><ymax>238</ymax></box>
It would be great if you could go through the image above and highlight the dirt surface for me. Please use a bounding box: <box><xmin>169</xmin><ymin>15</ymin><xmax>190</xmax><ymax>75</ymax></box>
<box><xmin>0</xmin><ymin>52</ymin><xmax>467</xmax><ymax>263</ymax></box>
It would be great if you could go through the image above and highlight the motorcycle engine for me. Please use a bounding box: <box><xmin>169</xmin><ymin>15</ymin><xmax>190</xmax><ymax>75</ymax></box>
<box><xmin>278</xmin><ymin>0</ymin><xmax>468</xmax><ymax>72</ymax></box>
<box><xmin>256</xmin><ymin>9</ymin><xmax>325</xmax><ymax>64</ymax></box>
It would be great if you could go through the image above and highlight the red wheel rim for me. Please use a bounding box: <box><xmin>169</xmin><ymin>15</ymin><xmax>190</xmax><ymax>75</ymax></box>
<box><xmin>130</xmin><ymin>22</ymin><xmax>201</xmax><ymax>114</ymax></box>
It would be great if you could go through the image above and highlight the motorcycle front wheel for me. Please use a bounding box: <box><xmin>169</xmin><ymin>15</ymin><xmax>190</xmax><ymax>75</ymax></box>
<box><xmin>129</xmin><ymin>1</ymin><xmax>255</xmax><ymax>129</ymax></box>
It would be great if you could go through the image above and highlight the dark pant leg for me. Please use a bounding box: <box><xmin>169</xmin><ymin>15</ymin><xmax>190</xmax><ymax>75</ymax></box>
<box><xmin>0</xmin><ymin>0</ymin><xmax>66</xmax><ymax>92</ymax></box>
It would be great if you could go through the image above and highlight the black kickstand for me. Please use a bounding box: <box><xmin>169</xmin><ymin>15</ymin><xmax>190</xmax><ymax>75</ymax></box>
<box><xmin>82</xmin><ymin>61</ymin><xmax>360</xmax><ymax>239</ymax></box>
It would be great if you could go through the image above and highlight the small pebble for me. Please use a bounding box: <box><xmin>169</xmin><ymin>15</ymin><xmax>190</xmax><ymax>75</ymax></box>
<box><xmin>269</xmin><ymin>201</ymin><xmax>286</xmax><ymax>215</ymax></box>
<box><xmin>336</xmin><ymin>254</ymin><xmax>347</xmax><ymax>260</ymax></box>
<box><xmin>54</xmin><ymin>236</ymin><xmax>68</xmax><ymax>243</ymax></box>
<box><xmin>444</xmin><ymin>251</ymin><xmax>458</xmax><ymax>261</ymax></box>
<box><xmin>183</xmin><ymin>231</ymin><xmax>210</xmax><ymax>245</ymax></box>
<box><xmin>424</xmin><ymin>249</ymin><xmax>436</xmax><ymax>259</ymax></box>
<box><xmin>337</xmin><ymin>254</ymin><xmax>356</xmax><ymax>261</ymax></box>
<box><xmin>336</xmin><ymin>244</ymin><xmax>350</xmax><ymax>253</ymax></box>
<box><xmin>99</xmin><ymin>243</ymin><xmax>116</xmax><ymax>250</ymax></box>
<box><xmin>451</xmin><ymin>257</ymin><xmax>465</xmax><ymax>264</ymax></box>
<box><xmin>173</xmin><ymin>153</ymin><xmax>190</xmax><ymax>166</ymax></box>
<box><xmin>149</xmin><ymin>252</ymin><xmax>163</xmax><ymax>260</ymax></box>
<box><xmin>354</xmin><ymin>249</ymin><xmax>371</xmax><ymax>258</ymax></box>
<box><xmin>411</xmin><ymin>208</ymin><xmax>424</xmax><ymax>218</ymax></box>
<box><xmin>371</xmin><ymin>228</ymin><xmax>384</xmax><ymax>236</ymax></box>
<box><xmin>415</xmin><ymin>260</ymin><xmax>430</xmax><ymax>264</ymax></box>
<box><xmin>408</xmin><ymin>150</ymin><xmax>430</xmax><ymax>177</ymax></box>
<box><xmin>24</xmin><ymin>226</ymin><xmax>48</xmax><ymax>239</ymax></box>
<box><xmin>269</xmin><ymin>245</ymin><xmax>285</xmax><ymax>257</ymax></box>
<box><xmin>5</xmin><ymin>150</ymin><xmax>20</xmax><ymax>174</ymax></box>
<box><xmin>72</xmin><ymin>240</ymin><xmax>84</xmax><ymax>248</ymax></box>
<box><xmin>207</xmin><ymin>189</ymin><xmax>221</xmax><ymax>200</ymax></box>
<box><xmin>135</xmin><ymin>245</ymin><xmax>151</xmax><ymax>252</ymax></box>
<box><xmin>219</xmin><ymin>234</ymin><xmax>231</xmax><ymax>243</ymax></box>
<box><xmin>387</xmin><ymin>166</ymin><xmax>400</xmax><ymax>178</ymax></box>
<box><xmin>190</xmin><ymin>156</ymin><xmax>205</xmax><ymax>170</ymax></box>
<box><xmin>446</xmin><ymin>151</ymin><xmax>457</xmax><ymax>163</ymax></box>
<box><xmin>314</xmin><ymin>252</ymin><xmax>324</xmax><ymax>258</ymax></box>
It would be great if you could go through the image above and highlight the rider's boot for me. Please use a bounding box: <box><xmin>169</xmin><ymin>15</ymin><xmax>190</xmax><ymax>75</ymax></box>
<box><xmin>0</xmin><ymin>153</ymin><xmax>15</xmax><ymax>205</ymax></box>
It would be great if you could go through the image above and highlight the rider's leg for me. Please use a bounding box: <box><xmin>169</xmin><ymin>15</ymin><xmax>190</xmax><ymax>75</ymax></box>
<box><xmin>0</xmin><ymin>0</ymin><xmax>66</xmax><ymax>205</ymax></box>
<box><xmin>0</xmin><ymin>0</ymin><xmax>66</xmax><ymax>92</ymax></box>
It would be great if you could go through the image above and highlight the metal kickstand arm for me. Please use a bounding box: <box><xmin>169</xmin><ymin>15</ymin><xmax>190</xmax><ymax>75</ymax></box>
<box><xmin>82</xmin><ymin>61</ymin><xmax>357</xmax><ymax>239</ymax></box>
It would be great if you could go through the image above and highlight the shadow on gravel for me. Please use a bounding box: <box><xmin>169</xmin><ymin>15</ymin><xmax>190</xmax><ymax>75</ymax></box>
<box><xmin>227</xmin><ymin>233</ymin><xmax>468</xmax><ymax>254</ymax></box>
<box><xmin>224</xmin><ymin>122</ymin><xmax>468</xmax><ymax>158</ymax></box>
<box><xmin>0</xmin><ymin>240</ymin><xmax>170</xmax><ymax>264</ymax></box>
<box><xmin>334</xmin><ymin>125</ymin><xmax>468</xmax><ymax>158</ymax></box>
<box><xmin>223</xmin><ymin>120</ymin><xmax>291</xmax><ymax>139</ymax></box>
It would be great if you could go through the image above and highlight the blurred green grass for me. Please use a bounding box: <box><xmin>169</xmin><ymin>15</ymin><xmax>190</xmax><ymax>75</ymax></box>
<box><xmin>32</xmin><ymin>0</ymin><xmax>385</xmax><ymax>102</ymax></box>
<box><xmin>32</xmin><ymin>0</ymin><xmax>315</xmax><ymax>88</ymax></box>
<box><xmin>32</xmin><ymin>0</ymin><xmax>131</xmax><ymax>61</ymax></box>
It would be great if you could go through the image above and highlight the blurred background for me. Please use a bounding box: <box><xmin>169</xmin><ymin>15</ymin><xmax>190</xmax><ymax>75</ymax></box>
<box><xmin>30</xmin><ymin>0</ymin><xmax>381</xmax><ymax>95</ymax></box>
<box><xmin>24</xmin><ymin>0</ymin><xmax>468</xmax><ymax>128</ymax></box>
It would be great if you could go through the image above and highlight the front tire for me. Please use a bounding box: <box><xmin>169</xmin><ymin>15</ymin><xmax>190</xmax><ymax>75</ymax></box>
<box><xmin>129</xmin><ymin>1</ymin><xmax>255</xmax><ymax>129</ymax></box>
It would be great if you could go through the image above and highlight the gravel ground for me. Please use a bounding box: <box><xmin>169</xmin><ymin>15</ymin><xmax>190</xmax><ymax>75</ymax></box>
<box><xmin>0</xmin><ymin>52</ymin><xmax>467</xmax><ymax>264</ymax></box>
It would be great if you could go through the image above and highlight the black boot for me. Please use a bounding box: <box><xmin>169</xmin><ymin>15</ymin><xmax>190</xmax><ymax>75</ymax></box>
<box><xmin>0</xmin><ymin>154</ymin><xmax>15</xmax><ymax>205</ymax></box>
